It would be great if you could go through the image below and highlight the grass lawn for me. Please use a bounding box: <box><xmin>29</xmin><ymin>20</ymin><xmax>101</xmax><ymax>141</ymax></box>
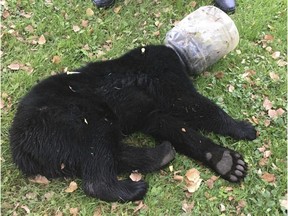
<box><xmin>1</xmin><ymin>0</ymin><xmax>287</xmax><ymax>215</ymax></box>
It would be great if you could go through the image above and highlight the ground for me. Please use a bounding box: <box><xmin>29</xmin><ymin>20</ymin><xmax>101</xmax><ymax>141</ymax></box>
<box><xmin>1</xmin><ymin>0</ymin><xmax>287</xmax><ymax>215</ymax></box>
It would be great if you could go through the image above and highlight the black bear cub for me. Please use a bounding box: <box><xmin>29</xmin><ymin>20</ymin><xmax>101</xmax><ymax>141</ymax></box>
<box><xmin>10</xmin><ymin>45</ymin><xmax>256</xmax><ymax>202</ymax></box>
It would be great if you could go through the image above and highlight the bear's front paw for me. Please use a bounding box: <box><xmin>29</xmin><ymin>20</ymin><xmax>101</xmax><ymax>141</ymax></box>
<box><xmin>205</xmin><ymin>149</ymin><xmax>247</xmax><ymax>182</ymax></box>
<box><xmin>233</xmin><ymin>121</ymin><xmax>257</xmax><ymax>141</ymax></box>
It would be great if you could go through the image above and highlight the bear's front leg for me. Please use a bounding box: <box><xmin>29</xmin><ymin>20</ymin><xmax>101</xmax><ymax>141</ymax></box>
<box><xmin>144</xmin><ymin>116</ymin><xmax>247</xmax><ymax>182</ymax></box>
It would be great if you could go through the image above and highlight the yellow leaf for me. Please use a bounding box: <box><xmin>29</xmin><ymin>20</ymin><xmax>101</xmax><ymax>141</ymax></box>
<box><xmin>38</xmin><ymin>35</ymin><xmax>46</xmax><ymax>45</ymax></box>
<box><xmin>52</xmin><ymin>55</ymin><xmax>61</xmax><ymax>64</ymax></box>
<box><xmin>7</xmin><ymin>63</ymin><xmax>20</xmax><ymax>70</ymax></box>
<box><xmin>114</xmin><ymin>6</ymin><xmax>122</xmax><ymax>14</ymax></box>
<box><xmin>73</xmin><ymin>25</ymin><xmax>80</xmax><ymax>32</ymax></box>
<box><xmin>29</xmin><ymin>175</ymin><xmax>50</xmax><ymax>184</ymax></box>
<box><xmin>65</xmin><ymin>181</ymin><xmax>78</xmax><ymax>193</ymax></box>
<box><xmin>86</xmin><ymin>8</ymin><xmax>94</xmax><ymax>16</ymax></box>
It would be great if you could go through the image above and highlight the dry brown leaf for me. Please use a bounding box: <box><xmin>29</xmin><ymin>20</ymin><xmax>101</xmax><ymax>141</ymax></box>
<box><xmin>228</xmin><ymin>84</ymin><xmax>235</xmax><ymax>92</ymax></box>
<box><xmin>185</xmin><ymin>168</ymin><xmax>202</xmax><ymax>193</ymax></box>
<box><xmin>38</xmin><ymin>35</ymin><xmax>46</xmax><ymax>45</ymax></box>
<box><xmin>206</xmin><ymin>179</ymin><xmax>214</xmax><ymax>189</ymax></box>
<box><xmin>52</xmin><ymin>55</ymin><xmax>61</xmax><ymax>64</ymax></box>
<box><xmin>191</xmin><ymin>1</ymin><xmax>197</xmax><ymax>7</ymax></box>
<box><xmin>25</xmin><ymin>192</ymin><xmax>37</xmax><ymax>199</ymax></box>
<box><xmin>29</xmin><ymin>175</ymin><xmax>50</xmax><ymax>184</ymax></box>
<box><xmin>263</xmin><ymin>98</ymin><xmax>272</xmax><ymax>110</ymax></box>
<box><xmin>70</xmin><ymin>207</ymin><xmax>79</xmax><ymax>216</ymax></box>
<box><xmin>133</xmin><ymin>201</ymin><xmax>147</xmax><ymax>214</ymax></box>
<box><xmin>153</xmin><ymin>31</ymin><xmax>160</xmax><ymax>37</ymax></box>
<box><xmin>277</xmin><ymin>59</ymin><xmax>287</xmax><ymax>67</ymax></box>
<box><xmin>263</xmin><ymin>150</ymin><xmax>272</xmax><ymax>158</ymax></box>
<box><xmin>173</xmin><ymin>175</ymin><xmax>184</xmax><ymax>181</ymax></box>
<box><xmin>269</xmin><ymin>72</ymin><xmax>280</xmax><ymax>81</ymax></box>
<box><xmin>20</xmin><ymin>205</ymin><xmax>30</xmax><ymax>214</ymax></box>
<box><xmin>55</xmin><ymin>210</ymin><xmax>63</xmax><ymax>216</ymax></box>
<box><xmin>8</xmin><ymin>63</ymin><xmax>20</xmax><ymax>70</ymax></box>
<box><xmin>264</xmin><ymin>119</ymin><xmax>270</xmax><ymax>127</ymax></box>
<box><xmin>185</xmin><ymin>168</ymin><xmax>200</xmax><ymax>182</ymax></box>
<box><xmin>215</xmin><ymin>71</ymin><xmax>224</xmax><ymax>79</ymax></box>
<box><xmin>25</xmin><ymin>25</ymin><xmax>34</xmax><ymax>33</ymax></box>
<box><xmin>81</xmin><ymin>20</ymin><xmax>89</xmax><ymax>28</ymax></box>
<box><xmin>93</xmin><ymin>207</ymin><xmax>102</xmax><ymax>216</ymax></box>
<box><xmin>65</xmin><ymin>181</ymin><xmax>78</xmax><ymax>193</ymax></box>
<box><xmin>86</xmin><ymin>8</ymin><xmax>94</xmax><ymax>16</ymax></box>
<box><xmin>276</xmin><ymin>108</ymin><xmax>285</xmax><ymax>116</ymax></box>
<box><xmin>258</xmin><ymin>158</ymin><xmax>268</xmax><ymax>166</ymax></box>
<box><xmin>263</xmin><ymin>34</ymin><xmax>274</xmax><ymax>41</ymax></box>
<box><xmin>257</xmin><ymin>146</ymin><xmax>266</xmax><ymax>153</ymax></box>
<box><xmin>113</xmin><ymin>6</ymin><xmax>122</xmax><ymax>14</ymax></box>
<box><xmin>2</xmin><ymin>10</ymin><xmax>10</xmax><ymax>19</ymax></box>
<box><xmin>129</xmin><ymin>172</ymin><xmax>142</xmax><ymax>182</ymax></box>
<box><xmin>44</xmin><ymin>191</ymin><xmax>54</xmax><ymax>200</ymax></box>
<box><xmin>268</xmin><ymin>108</ymin><xmax>285</xmax><ymax>119</ymax></box>
<box><xmin>219</xmin><ymin>203</ymin><xmax>226</xmax><ymax>212</ymax></box>
<box><xmin>182</xmin><ymin>201</ymin><xmax>194</xmax><ymax>213</ymax></box>
<box><xmin>236</xmin><ymin>200</ymin><xmax>246</xmax><ymax>214</ymax></box>
<box><xmin>73</xmin><ymin>25</ymin><xmax>80</xmax><ymax>32</ymax></box>
<box><xmin>271</xmin><ymin>51</ymin><xmax>280</xmax><ymax>59</ymax></box>
<box><xmin>261</xmin><ymin>172</ymin><xmax>276</xmax><ymax>183</ymax></box>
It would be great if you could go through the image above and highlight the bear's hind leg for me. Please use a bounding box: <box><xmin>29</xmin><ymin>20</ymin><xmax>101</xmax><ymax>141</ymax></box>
<box><xmin>117</xmin><ymin>141</ymin><xmax>176</xmax><ymax>173</ymax></box>
<box><xmin>81</xmin><ymin>148</ymin><xmax>148</xmax><ymax>202</ymax></box>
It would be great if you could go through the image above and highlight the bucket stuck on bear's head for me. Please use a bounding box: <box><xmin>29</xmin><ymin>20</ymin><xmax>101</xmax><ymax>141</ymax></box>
<box><xmin>164</xmin><ymin>6</ymin><xmax>239</xmax><ymax>75</ymax></box>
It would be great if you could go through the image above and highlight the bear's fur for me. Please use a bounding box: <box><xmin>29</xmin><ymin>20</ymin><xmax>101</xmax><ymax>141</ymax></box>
<box><xmin>10</xmin><ymin>45</ymin><xmax>256</xmax><ymax>202</ymax></box>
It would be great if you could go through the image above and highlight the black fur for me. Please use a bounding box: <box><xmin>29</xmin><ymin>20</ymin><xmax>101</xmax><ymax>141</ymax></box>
<box><xmin>9</xmin><ymin>45</ymin><xmax>256</xmax><ymax>202</ymax></box>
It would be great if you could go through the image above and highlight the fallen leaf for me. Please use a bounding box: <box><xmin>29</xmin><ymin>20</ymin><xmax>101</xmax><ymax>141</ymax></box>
<box><xmin>130</xmin><ymin>172</ymin><xmax>142</xmax><ymax>182</ymax></box>
<box><xmin>65</xmin><ymin>181</ymin><xmax>78</xmax><ymax>193</ymax></box>
<box><xmin>185</xmin><ymin>168</ymin><xmax>200</xmax><ymax>182</ymax></box>
<box><xmin>185</xmin><ymin>168</ymin><xmax>202</xmax><ymax>193</ymax></box>
<box><xmin>153</xmin><ymin>31</ymin><xmax>160</xmax><ymax>36</ymax></box>
<box><xmin>228</xmin><ymin>84</ymin><xmax>235</xmax><ymax>92</ymax></box>
<box><xmin>268</xmin><ymin>108</ymin><xmax>285</xmax><ymax>119</ymax></box>
<box><xmin>25</xmin><ymin>25</ymin><xmax>34</xmax><ymax>33</ymax></box>
<box><xmin>52</xmin><ymin>55</ymin><xmax>61</xmax><ymax>64</ymax></box>
<box><xmin>44</xmin><ymin>191</ymin><xmax>54</xmax><ymax>200</ymax></box>
<box><xmin>173</xmin><ymin>175</ymin><xmax>184</xmax><ymax>181</ymax></box>
<box><xmin>25</xmin><ymin>192</ymin><xmax>37</xmax><ymax>199</ymax></box>
<box><xmin>182</xmin><ymin>201</ymin><xmax>194</xmax><ymax>213</ymax></box>
<box><xmin>38</xmin><ymin>35</ymin><xmax>46</xmax><ymax>45</ymax></box>
<box><xmin>269</xmin><ymin>72</ymin><xmax>279</xmax><ymax>81</ymax></box>
<box><xmin>257</xmin><ymin>146</ymin><xmax>266</xmax><ymax>153</ymax></box>
<box><xmin>236</xmin><ymin>200</ymin><xmax>246</xmax><ymax>214</ymax></box>
<box><xmin>2</xmin><ymin>10</ymin><xmax>10</xmax><ymax>19</ymax></box>
<box><xmin>133</xmin><ymin>201</ymin><xmax>147</xmax><ymax>214</ymax></box>
<box><xmin>251</xmin><ymin>116</ymin><xmax>259</xmax><ymax>125</ymax></box>
<box><xmin>219</xmin><ymin>203</ymin><xmax>226</xmax><ymax>212</ymax></box>
<box><xmin>263</xmin><ymin>98</ymin><xmax>272</xmax><ymax>110</ymax></box>
<box><xmin>279</xmin><ymin>193</ymin><xmax>288</xmax><ymax>211</ymax></box>
<box><xmin>29</xmin><ymin>175</ymin><xmax>50</xmax><ymax>184</ymax></box>
<box><xmin>214</xmin><ymin>71</ymin><xmax>224</xmax><ymax>79</ymax></box>
<box><xmin>20</xmin><ymin>205</ymin><xmax>30</xmax><ymax>214</ymax></box>
<box><xmin>271</xmin><ymin>51</ymin><xmax>280</xmax><ymax>59</ymax></box>
<box><xmin>70</xmin><ymin>207</ymin><xmax>79</xmax><ymax>216</ymax></box>
<box><xmin>8</xmin><ymin>63</ymin><xmax>20</xmax><ymax>70</ymax></box>
<box><xmin>276</xmin><ymin>108</ymin><xmax>285</xmax><ymax>117</ymax></box>
<box><xmin>55</xmin><ymin>210</ymin><xmax>63</xmax><ymax>216</ymax></box>
<box><xmin>61</xmin><ymin>163</ymin><xmax>65</xmax><ymax>169</ymax></box>
<box><xmin>258</xmin><ymin>158</ymin><xmax>268</xmax><ymax>166</ymax></box>
<box><xmin>206</xmin><ymin>179</ymin><xmax>214</xmax><ymax>189</ymax></box>
<box><xmin>277</xmin><ymin>59</ymin><xmax>287</xmax><ymax>67</ymax></box>
<box><xmin>93</xmin><ymin>207</ymin><xmax>102</xmax><ymax>216</ymax></box>
<box><xmin>113</xmin><ymin>6</ymin><xmax>122</xmax><ymax>14</ymax></box>
<box><xmin>86</xmin><ymin>8</ymin><xmax>94</xmax><ymax>16</ymax></box>
<box><xmin>190</xmin><ymin>1</ymin><xmax>197</xmax><ymax>7</ymax></box>
<box><xmin>81</xmin><ymin>20</ymin><xmax>89</xmax><ymax>28</ymax></box>
<box><xmin>261</xmin><ymin>172</ymin><xmax>276</xmax><ymax>183</ymax></box>
<box><xmin>264</xmin><ymin>119</ymin><xmax>270</xmax><ymax>127</ymax></box>
<box><xmin>263</xmin><ymin>150</ymin><xmax>272</xmax><ymax>158</ymax></box>
<box><xmin>263</xmin><ymin>34</ymin><xmax>274</xmax><ymax>41</ymax></box>
<box><xmin>73</xmin><ymin>25</ymin><xmax>80</xmax><ymax>32</ymax></box>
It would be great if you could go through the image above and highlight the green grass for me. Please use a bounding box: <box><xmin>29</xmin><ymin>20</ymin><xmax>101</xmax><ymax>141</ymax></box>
<box><xmin>1</xmin><ymin>0</ymin><xmax>287</xmax><ymax>215</ymax></box>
